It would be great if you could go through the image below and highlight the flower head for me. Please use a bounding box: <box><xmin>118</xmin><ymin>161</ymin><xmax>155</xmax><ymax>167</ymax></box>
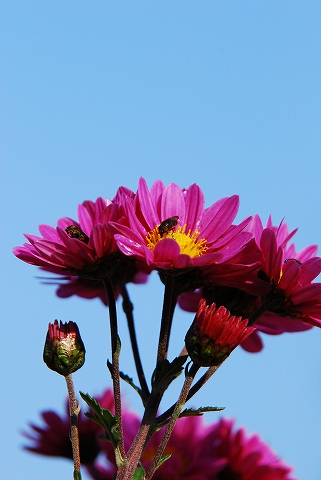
<box><xmin>185</xmin><ymin>299</ymin><xmax>255</xmax><ymax>366</ymax></box>
<box><xmin>43</xmin><ymin>320</ymin><xmax>85</xmax><ymax>376</ymax></box>
<box><xmin>179</xmin><ymin>215</ymin><xmax>321</xmax><ymax>352</ymax></box>
<box><xmin>107</xmin><ymin>178</ymin><xmax>253</xmax><ymax>289</ymax></box>
<box><xmin>14</xmin><ymin>196</ymin><xmax>137</xmax><ymax>281</ymax></box>
<box><xmin>258</xmin><ymin>229</ymin><xmax>321</xmax><ymax>326</ymax></box>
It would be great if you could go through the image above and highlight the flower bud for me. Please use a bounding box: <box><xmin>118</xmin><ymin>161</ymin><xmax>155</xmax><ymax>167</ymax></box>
<box><xmin>43</xmin><ymin>320</ymin><xmax>85</xmax><ymax>376</ymax></box>
<box><xmin>185</xmin><ymin>299</ymin><xmax>255</xmax><ymax>366</ymax></box>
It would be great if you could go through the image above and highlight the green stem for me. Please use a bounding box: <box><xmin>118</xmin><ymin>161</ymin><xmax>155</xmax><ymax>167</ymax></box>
<box><xmin>65</xmin><ymin>374</ymin><xmax>82</xmax><ymax>480</ymax></box>
<box><xmin>102</xmin><ymin>278</ymin><xmax>125</xmax><ymax>461</ymax></box>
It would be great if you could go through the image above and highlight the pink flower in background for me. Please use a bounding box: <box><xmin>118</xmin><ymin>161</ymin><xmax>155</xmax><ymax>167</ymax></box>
<box><xmin>22</xmin><ymin>389</ymin><xmax>115</xmax><ymax>465</ymax></box>
<box><xmin>108</xmin><ymin>178</ymin><xmax>253</xmax><ymax>275</ymax></box>
<box><xmin>24</xmin><ymin>390</ymin><xmax>296</xmax><ymax>480</ymax></box>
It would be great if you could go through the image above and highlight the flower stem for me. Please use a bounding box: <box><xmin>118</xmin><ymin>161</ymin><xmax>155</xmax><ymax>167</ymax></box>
<box><xmin>116</xmin><ymin>276</ymin><xmax>178</xmax><ymax>480</ymax></box>
<box><xmin>65</xmin><ymin>374</ymin><xmax>82</xmax><ymax>480</ymax></box>
<box><xmin>102</xmin><ymin>278</ymin><xmax>125</xmax><ymax>461</ymax></box>
<box><xmin>156</xmin><ymin>274</ymin><xmax>176</xmax><ymax>366</ymax></box>
<box><xmin>120</xmin><ymin>284</ymin><xmax>150</xmax><ymax>404</ymax></box>
<box><xmin>145</xmin><ymin>363</ymin><xmax>200</xmax><ymax>480</ymax></box>
<box><xmin>156</xmin><ymin>364</ymin><xmax>220</xmax><ymax>425</ymax></box>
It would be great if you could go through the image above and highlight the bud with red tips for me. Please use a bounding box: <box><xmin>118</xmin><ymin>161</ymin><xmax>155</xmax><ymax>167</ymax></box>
<box><xmin>43</xmin><ymin>320</ymin><xmax>85</xmax><ymax>376</ymax></box>
<box><xmin>185</xmin><ymin>299</ymin><xmax>256</xmax><ymax>366</ymax></box>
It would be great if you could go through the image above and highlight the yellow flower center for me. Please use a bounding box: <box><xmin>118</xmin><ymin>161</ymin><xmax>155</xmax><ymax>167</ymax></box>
<box><xmin>146</xmin><ymin>224</ymin><xmax>208</xmax><ymax>258</ymax></box>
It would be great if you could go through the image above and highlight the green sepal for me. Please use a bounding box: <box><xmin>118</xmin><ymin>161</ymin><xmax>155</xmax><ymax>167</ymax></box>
<box><xmin>73</xmin><ymin>469</ymin><xmax>82</xmax><ymax>480</ymax></box>
<box><xmin>180</xmin><ymin>406</ymin><xmax>225</xmax><ymax>417</ymax></box>
<box><xmin>152</xmin><ymin>355</ymin><xmax>188</xmax><ymax>392</ymax></box>
<box><xmin>132</xmin><ymin>467</ymin><xmax>146</xmax><ymax>480</ymax></box>
<box><xmin>79</xmin><ymin>392</ymin><xmax>121</xmax><ymax>449</ymax></box>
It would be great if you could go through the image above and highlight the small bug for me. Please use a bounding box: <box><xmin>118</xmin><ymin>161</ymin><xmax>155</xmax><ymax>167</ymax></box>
<box><xmin>65</xmin><ymin>225</ymin><xmax>89</xmax><ymax>244</ymax></box>
<box><xmin>158</xmin><ymin>216</ymin><xmax>179</xmax><ymax>237</ymax></box>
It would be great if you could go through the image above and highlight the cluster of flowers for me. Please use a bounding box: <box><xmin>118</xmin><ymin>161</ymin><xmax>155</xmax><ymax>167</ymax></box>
<box><xmin>24</xmin><ymin>388</ymin><xmax>296</xmax><ymax>480</ymax></box>
<box><xmin>14</xmin><ymin>177</ymin><xmax>321</xmax><ymax>352</ymax></box>
<box><xmin>14</xmin><ymin>178</ymin><xmax>321</xmax><ymax>479</ymax></box>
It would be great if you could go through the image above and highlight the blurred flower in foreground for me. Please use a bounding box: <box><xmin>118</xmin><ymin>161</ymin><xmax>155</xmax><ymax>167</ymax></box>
<box><xmin>185</xmin><ymin>299</ymin><xmax>256</xmax><ymax>366</ymax></box>
<box><xmin>23</xmin><ymin>389</ymin><xmax>296</xmax><ymax>480</ymax></box>
<box><xmin>43</xmin><ymin>320</ymin><xmax>85</xmax><ymax>376</ymax></box>
<box><xmin>108</xmin><ymin>178</ymin><xmax>253</xmax><ymax>283</ymax></box>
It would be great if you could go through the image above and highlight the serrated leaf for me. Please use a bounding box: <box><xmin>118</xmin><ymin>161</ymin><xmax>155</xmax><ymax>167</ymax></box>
<box><xmin>152</xmin><ymin>355</ymin><xmax>188</xmax><ymax>392</ymax></box>
<box><xmin>132</xmin><ymin>467</ymin><xmax>146</xmax><ymax>480</ymax></box>
<box><xmin>79</xmin><ymin>392</ymin><xmax>121</xmax><ymax>448</ymax></box>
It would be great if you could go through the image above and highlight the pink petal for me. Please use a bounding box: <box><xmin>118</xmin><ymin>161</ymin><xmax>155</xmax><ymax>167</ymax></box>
<box><xmin>161</xmin><ymin>183</ymin><xmax>185</xmax><ymax>221</ymax></box>
<box><xmin>200</xmin><ymin>195</ymin><xmax>239</xmax><ymax>242</ymax></box>
<box><xmin>184</xmin><ymin>183</ymin><xmax>204</xmax><ymax>231</ymax></box>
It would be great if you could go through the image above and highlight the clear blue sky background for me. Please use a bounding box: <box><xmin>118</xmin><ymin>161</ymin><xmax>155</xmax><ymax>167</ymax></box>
<box><xmin>2</xmin><ymin>2</ymin><xmax>321</xmax><ymax>479</ymax></box>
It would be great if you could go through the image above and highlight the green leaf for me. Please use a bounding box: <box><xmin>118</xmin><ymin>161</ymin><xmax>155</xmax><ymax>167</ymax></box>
<box><xmin>156</xmin><ymin>454</ymin><xmax>171</xmax><ymax>469</ymax></box>
<box><xmin>180</xmin><ymin>405</ymin><xmax>225</xmax><ymax>417</ymax></box>
<box><xmin>79</xmin><ymin>392</ymin><xmax>121</xmax><ymax>448</ymax></box>
<box><xmin>132</xmin><ymin>467</ymin><xmax>146</xmax><ymax>480</ymax></box>
<box><xmin>118</xmin><ymin>371</ymin><xmax>142</xmax><ymax>396</ymax></box>
<box><xmin>152</xmin><ymin>355</ymin><xmax>188</xmax><ymax>392</ymax></box>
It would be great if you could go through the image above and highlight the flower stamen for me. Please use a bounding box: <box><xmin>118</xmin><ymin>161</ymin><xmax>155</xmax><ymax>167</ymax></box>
<box><xmin>146</xmin><ymin>224</ymin><xmax>208</xmax><ymax>258</ymax></box>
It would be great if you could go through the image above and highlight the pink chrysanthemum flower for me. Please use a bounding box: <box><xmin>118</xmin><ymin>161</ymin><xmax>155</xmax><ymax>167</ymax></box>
<box><xmin>253</xmin><ymin>216</ymin><xmax>321</xmax><ymax>326</ymax></box>
<box><xmin>185</xmin><ymin>299</ymin><xmax>255</xmax><ymax>366</ymax></box>
<box><xmin>24</xmin><ymin>389</ymin><xmax>296</xmax><ymax>480</ymax></box>
<box><xmin>108</xmin><ymin>178</ymin><xmax>253</xmax><ymax>280</ymax></box>
<box><xmin>13</xmin><ymin>196</ymin><xmax>148</xmax><ymax>291</ymax></box>
<box><xmin>94</xmin><ymin>416</ymin><xmax>296</xmax><ymax>480</ymax></box>
<box><xmin>179</xmin><ymin>216</ymin><xmax>321</xmax><ymax>352</ymax></box>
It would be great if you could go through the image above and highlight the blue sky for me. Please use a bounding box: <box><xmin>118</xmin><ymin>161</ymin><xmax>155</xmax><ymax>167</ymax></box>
<box><xmin>2</xmin><ymin>2</ymin><xmax>321</xmax><ymax>479</ymax></box>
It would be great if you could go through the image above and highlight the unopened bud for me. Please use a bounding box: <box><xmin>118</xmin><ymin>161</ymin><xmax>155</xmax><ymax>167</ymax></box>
<box><xmin>185</xmin><ymin>299</ymin><xmax>255</xmax><ymax>367</ymax></box>
<box><xmin>43</xmin><ymin>320</ymin><xmax>85</xmax><ymax>376</ymax></box>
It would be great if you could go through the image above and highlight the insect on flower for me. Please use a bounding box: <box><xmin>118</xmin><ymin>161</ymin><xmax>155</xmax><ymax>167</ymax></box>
<box><xmin>65</xmin><ymin>225</ymin><xmax>89</xmax><ymax>244</ymax></box>
<box><xmin>158</xmin><ymin>216</ymin><xmax>179</xmax><ymax>237</ymax></box>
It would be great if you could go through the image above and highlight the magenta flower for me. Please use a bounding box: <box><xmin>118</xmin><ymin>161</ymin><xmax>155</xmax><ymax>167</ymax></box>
<box><xmin>13</xmin><ymin>196</ymin><xmax>150</xmax><ymax>293</ymax></box>
<box><xmin>13</xmin><ymin>197</ymin><xmax>119</xmax><ymax>278</ymax></box>
<box><xmin>91</xmin><ymin>416</ymin><xmax>296</xmax><ymax>480</ymax></box>
<box><xmin>252</xmin><ymin>216</ymin><xmax>321</xmax><ymax>326</ymax></box>
<box><xmin>24</xmin><ymin>389</ymin><xmax>296</xmax><ymax>480</ymax></box>
<box><xmin>185</xmin><ymin>299</ymin><xmax>256</xmax><ymax>366</ymax></box>
<box><xmin>108</xmin><ymin>178</ymin><xmax>253</xmax><ymax>277</ymax></box>
<box><xmin>179</xmin><ymin>216</ymin><xmax>321</xmax><ymax>352</ymax></box>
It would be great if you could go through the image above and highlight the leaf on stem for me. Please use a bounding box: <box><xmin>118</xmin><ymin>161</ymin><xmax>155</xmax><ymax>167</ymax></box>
<box><xmin>132</xmin><ymin>467</ymin><xmax>146</xmax><ymax>480</ymax></box>
<box><xmin>79</xmin><ymin>392</ymin><xmax>121</xmax><ymax>449</ymax></box>
<box><xmin>152</xmin><ymin>355</ymin><xmax>188</xmax><ymax>392</ymax></box>
<box><xmin>181</xmin><ymin>406</ymin><xmax>225</xmax><ymax>417</ymax></box>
